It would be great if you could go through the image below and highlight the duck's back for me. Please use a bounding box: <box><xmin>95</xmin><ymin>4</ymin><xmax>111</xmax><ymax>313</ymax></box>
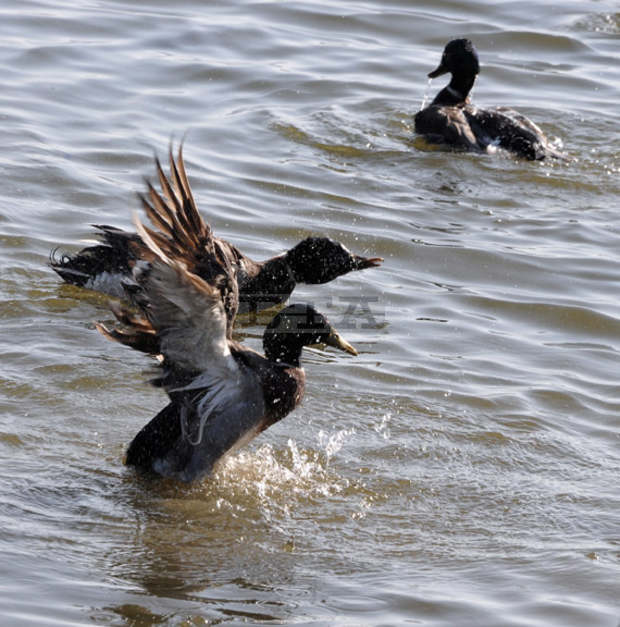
<box><xmin>415</xmin><ymin>103</ymin><xmax>556</xmax><ymax>160</ymax></box>
<box><xmin>465</xmin><ymin>106</ymin><xmax>551</xmax><ymax>160</ymax></box>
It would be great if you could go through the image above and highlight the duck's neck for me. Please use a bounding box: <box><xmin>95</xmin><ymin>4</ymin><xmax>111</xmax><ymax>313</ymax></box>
<box><xmin>264</xmin><ymin>335</ymin><xmax>303</xmax><ymax>368</ymax></box>
<box><xmin>237</xmin><ymin>254</ymin><xmax>296</xmax><ymax>314</ymax></box>
<box><xmin>432</xmin><ymin>73</ymin><xmax>476</xmax><ymax>106</ymax></box>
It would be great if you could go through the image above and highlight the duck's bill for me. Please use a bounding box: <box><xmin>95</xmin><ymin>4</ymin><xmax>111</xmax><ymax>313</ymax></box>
<box><xmin>428</xmin><ymin>63</ymin><xmax>448</xmax><ymax>79</ymax></box>
<box><xmin>324</xmin><ymin>330</ymin><xmax>358</xmax><ymax>356</ymax></box>
<box><xmin>354</xmin><ymin>255</ymin><xmax>383</xmax><ymax>270</ymax></box>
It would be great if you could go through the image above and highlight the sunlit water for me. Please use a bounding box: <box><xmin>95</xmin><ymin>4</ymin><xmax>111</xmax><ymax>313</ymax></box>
<box><xmin>1</xmin><ymin>1</ymin><xmax>619</xmax><ymax>625</ymax></box>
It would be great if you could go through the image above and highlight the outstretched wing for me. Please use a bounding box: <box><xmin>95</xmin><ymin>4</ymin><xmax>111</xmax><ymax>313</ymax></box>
<box><xmin>134</xmin><ymin>227</ymin><xmax>236</xmax><ymax>375</ymax></box>
<box><xmin>133</xmin><ymin>145</ymin><xmax>238</xmax><ymax>335</ymax></box>
<box><xmin>96</xmin><ymin>205</ymin><xmax>235</xmax><ymax>365</ymax></box>
<box><xmin>98</xmin><ymin>228</ymin><xmax>267</xmax><ymax>483</ymax></box>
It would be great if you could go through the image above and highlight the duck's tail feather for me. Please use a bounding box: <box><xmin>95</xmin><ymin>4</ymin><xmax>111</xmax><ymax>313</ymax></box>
<box><xmin>50</xmin><ymin>225</ymin><xmax>141</xmax><ymax>295</ymax></box>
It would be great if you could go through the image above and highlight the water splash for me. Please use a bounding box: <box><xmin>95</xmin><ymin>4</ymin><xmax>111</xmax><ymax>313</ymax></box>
<box><xmin>317</xmin><ymin>427</ymin><xmax>356</xmax><ymax>462</ymax></box>
<box><xmin>373</xmin><ymin>412</ymin><xmax>392</xmax><ymax>440</ymax></box>
<box><xmin>420</xmin><ymin>77</ymin><xmax>433</xmax><ymax>110</ymax></box>
<box><xmin>199</xmin><ymin>436</ymin><xmax>354</xmax><ymax>515</ymax></box>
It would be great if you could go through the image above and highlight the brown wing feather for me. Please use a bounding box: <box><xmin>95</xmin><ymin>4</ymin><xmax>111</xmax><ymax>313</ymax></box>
<box><xmin>139</xmin><ymin>190</ymin><xmax>174</xmax><ymax>237</ymax></box>
<box><xmin>175</xmin><ymin>144</ymin><xmax>202</xmax><ymax>235</ymax></box>
<box><xmin>138</xmin><ymin>145</ymin><xmax>239</xmax><ymax>336</ymax></box>
<box><xmin>146</xmin><ymin>181</ymin><xmax>188</xmax><ymax>248</ymax></box>
<box><xmin>96</xmin><ymin>145</ymin><xmax>239</xmax><ymax>348</ymax></box>
<box><xmin>96</xmin><ymin>296</ymin><xmax>161</xmax><ymax>355</ymax></box>
<box><xmin>156</xmin><ymin>153</ymin><xmax>198</xmax><ymax>250</ymax></box>
<box><xmin>142</xmin><ymin>149</ymin><xmax>214</xmax><ymax>269</ymax></box>
<box><xmin>96</xmin><ymin>320</ymin><xmax>161</xmax><ymax>355</ymax></box>
<box><xmin>167</xmin><ymin>147</ymin><xmax>212</xmax><ymax>250</ymax></box>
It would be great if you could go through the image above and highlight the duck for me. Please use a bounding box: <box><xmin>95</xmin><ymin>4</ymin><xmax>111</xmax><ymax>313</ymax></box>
<box><xmin>50</xmin><ymin>146</ymin><xmax>382</xmax><ymax>315</ymax></box>
<box><xmin>96</xmin><ymin>210</ymin><xmax>358</xmax><ymax>483</ymax></box>
<box><xmin>414</xmin><ymin>39</ymin><xmax>562</xmax><ymax>160</ymax></box>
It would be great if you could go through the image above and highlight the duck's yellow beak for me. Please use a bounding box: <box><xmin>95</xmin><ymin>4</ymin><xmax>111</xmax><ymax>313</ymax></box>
<box><xmin>324</xmin><ymin>330</ymin><xmax>358</xmax><ymax>356</ymax></box>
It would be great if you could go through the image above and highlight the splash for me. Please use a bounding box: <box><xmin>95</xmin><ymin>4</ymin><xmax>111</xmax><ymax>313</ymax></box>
<box><xmin>154</xmin><ymin>426</ymin><xmax>360</xmax><ymax>529</ymax></box>
<box><xmin>420</xmin><ymin>77</ymin><xmax>433</xmax><ymax>111</ymax></box>
<box><xmin>373</xmin><ymin>413</ymin><xmax>392</xmax><ymax>440</ymax></box>
<box><xmin>207</xmin><ymin>432</ymin><xmax>355</xmax><ymax>506</ymax></box>
<box><xmin>317</xmin><ymin>427</ymin><xmax>356</xmax><ymax>461</ymax></box>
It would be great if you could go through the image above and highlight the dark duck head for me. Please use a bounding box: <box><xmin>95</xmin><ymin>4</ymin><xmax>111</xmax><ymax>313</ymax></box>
<box><xmin>415</xmin><ymin>38</ymin><xmax>562</xmax><ymax>160</ymax></box>
<box><xmin>263</xmin><ymin>303</ymin><xmax>357</xmax><ymax>367</ymax></box>
<box><xmin>286</xmin><ymin>237</ymin><xmax>383</xmax><ymax>285</ymax></box>
<box><xmin>427</xmin><ymin>38</ymin><xmax>480</xmax><ymax>106</ymax></box>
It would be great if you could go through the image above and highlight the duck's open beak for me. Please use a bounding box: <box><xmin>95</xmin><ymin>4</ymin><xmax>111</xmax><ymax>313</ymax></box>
<box><xmin>428</xmin><ymin>61</ymin><xmax>448</xmax><ymax>79</ymax></box>
<box><xmin>353</xmin><ymin>255</ymin><xmax>383</xmax><ymax>270</ymax></box>
<box><xmin>325</xmin><ymin>330</ymin><xmax>358</xmax><ymax>356</ymax></box>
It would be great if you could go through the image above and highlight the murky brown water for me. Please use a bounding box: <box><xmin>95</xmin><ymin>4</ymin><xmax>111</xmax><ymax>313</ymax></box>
<box><xmin>1</xmin><ymin>1</ymin><xmax>619</xmax><ymax>625</ymax></box>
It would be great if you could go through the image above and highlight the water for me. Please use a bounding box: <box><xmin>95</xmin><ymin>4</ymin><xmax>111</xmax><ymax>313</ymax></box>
<box><xmin>1</xmin><ymin>0</ymin><xmax>619</xmax><ymax>625</ymax></box>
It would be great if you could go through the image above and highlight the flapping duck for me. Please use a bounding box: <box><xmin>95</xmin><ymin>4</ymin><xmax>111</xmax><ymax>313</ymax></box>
<box><xmin>96</xmin><ymin>153</ymin><xmax>359</xmax><ymax>482</ymax></box>
<box><xmin>51</xmin><ymin>148</ymin><xmax>382</xmax><ymax>314</ymax></box>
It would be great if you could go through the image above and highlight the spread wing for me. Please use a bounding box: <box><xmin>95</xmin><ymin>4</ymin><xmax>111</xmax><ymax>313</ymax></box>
<box><xmin>98</xmin><ymin>242</ymin><xmax>267</xmax><ymax>482</ymax></box>
<box><xmin>134</xmin><ymin>145</ymin><xmax>239</xmax><ymax>335</ymax></box>
<box><xmin>95</xmin><ymin>145</ymin><xmax>244</xmax><ymax>379</ymax></box>
<box><xmin>100</xmin><ymin>217</ymin><xmax>235</xmax><ymax>375</ymax></box>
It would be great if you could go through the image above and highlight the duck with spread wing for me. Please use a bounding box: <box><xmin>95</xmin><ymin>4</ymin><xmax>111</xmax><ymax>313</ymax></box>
<box><xmin>96</xmin><ymin>156</ymin><xmax>358</xmax><ymax>483</ymax></box>
<box><xmin>51</xmin><ymin>148</ymin><xmax>381</xmax><ymax>314</ymax></box>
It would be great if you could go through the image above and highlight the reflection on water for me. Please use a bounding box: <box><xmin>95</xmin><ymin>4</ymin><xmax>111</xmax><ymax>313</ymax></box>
<box><xmin>1</xmin><ymin>0</ymin><xmax>620</xmax><ymax>625</ymax></box>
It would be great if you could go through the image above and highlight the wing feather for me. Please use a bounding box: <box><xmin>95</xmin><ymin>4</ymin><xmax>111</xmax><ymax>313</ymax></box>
<box><xmin>141</xmin><ymin>259</ymin><xmax>234</xmax><ymax>374</ymax></box>
<box><xmin>175</xmin><ymin>144</ymin><xmax>201</xmax><ymax>234</ymax></box>
<box><xmin>138</xmin><ymin>146</ymin><xmax>239</xmax><ymax>336</ymax></box>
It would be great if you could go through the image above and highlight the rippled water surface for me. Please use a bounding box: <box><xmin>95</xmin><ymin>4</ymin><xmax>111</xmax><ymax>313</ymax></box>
<box><xmin>1</xmin><ymin>1</ymin><xmax>619</xmax><ymax>625</ymax></box>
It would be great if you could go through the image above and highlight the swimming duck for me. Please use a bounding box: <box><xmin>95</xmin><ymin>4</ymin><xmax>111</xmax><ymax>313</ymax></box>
<box><xmin>50</xmin><ymin>147</ymin><xmax>382</xmax><ymax>314</ymax></box>
<box><xmin>414</xmin><ymin>39</ymin><xmax>561</xmax><ymax>160</ymax></box>
<box><xmin>96</xmin><ymin>214</ymin><xmax>358</xmax><ymax>482</ymax></box>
